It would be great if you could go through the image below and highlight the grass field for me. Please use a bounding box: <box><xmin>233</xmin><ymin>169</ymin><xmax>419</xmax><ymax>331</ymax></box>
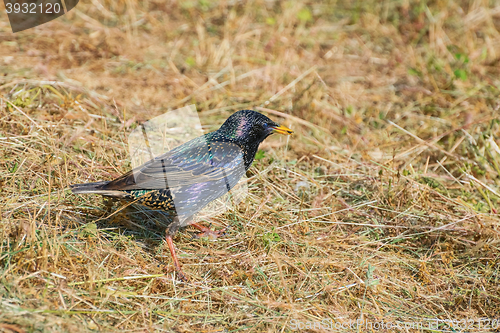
<box><xmin>1</xmin><ymin>0</ymin><xmax>500</xmax><ymax>331</ymax></box>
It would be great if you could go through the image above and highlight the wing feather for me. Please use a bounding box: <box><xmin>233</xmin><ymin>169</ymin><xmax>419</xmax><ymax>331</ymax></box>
<box><xmin>104</xmin><ymin>137</ymin><xmax>246</xmax><ymax>191</ymax></box>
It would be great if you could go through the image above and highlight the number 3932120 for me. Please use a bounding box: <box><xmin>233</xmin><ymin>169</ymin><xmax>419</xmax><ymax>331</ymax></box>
<box><xmin>5</xmin><ymin>2</ymin><xmax>62</xmax><ymax>14</ymax></box>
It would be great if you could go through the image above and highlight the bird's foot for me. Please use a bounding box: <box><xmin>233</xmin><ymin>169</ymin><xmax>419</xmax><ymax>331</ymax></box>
<box><xmin>169</xmin><ymin>264</ymin><xmax>188</xmax><ymax>282</ymax></box>
<box><xmin>190</xmin><ymin>223</ymin><xmax>228</xmax><ymax>239</ymax></box>
<box><xmin>195</xmin><ymin>228</ymin><xmax>227</xmax><ymax>239</ymax></box>
<box><xmin>164</xmin><ymin>263</ymin><xmax>188</xmax><ymax>281</ymax></box>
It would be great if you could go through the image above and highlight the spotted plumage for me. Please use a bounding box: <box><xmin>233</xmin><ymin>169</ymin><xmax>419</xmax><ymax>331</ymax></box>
<box><xmin>124</xmin><ymin>189</ymin><xmax>176</xmax><ymax>210</ymax></box>
<box><xmin>70</xmin><ymin>109</ymin><xmax>293</xmax><ymax>279</ymax></box>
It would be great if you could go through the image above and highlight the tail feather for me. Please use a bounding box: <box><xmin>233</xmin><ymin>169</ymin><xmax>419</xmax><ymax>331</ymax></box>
<box><xmin>70</xmin><ymin>181</ymin><xmax>129</xmax><ymax>198</ymax></box>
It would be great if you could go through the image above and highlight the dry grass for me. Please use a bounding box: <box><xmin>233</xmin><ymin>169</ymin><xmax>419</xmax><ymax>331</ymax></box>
<box><xmin>1</xmin><ymin>0</ymin><xmax>500</xmax><ymax>331</ymax></box>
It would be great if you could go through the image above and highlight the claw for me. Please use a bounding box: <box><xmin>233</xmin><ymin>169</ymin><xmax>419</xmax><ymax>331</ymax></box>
<box><xmin>191</xmin><ymin>222</ymin><xmax>228</xmax><ymax>239</ymax></box>
<box><xmin>164</xmin><ymin>264</ymin><xmax>188</xmax><ymax>281</ymax></box>
<box><xmin>175</xmin><ymin>267</ymin><xmax>188</xmax><ymax>281</ymax></box>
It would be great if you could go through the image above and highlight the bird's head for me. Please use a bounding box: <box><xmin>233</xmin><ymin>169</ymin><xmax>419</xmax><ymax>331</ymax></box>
<box><xmin>219</xmin><ymin>110</ymin><xmax>293</xmax><ymax>145</ymax></box>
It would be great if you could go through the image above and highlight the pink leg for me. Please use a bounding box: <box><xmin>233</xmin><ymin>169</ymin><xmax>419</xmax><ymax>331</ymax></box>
<box><xmin>165</xmin><ymin>233</ymin><xmax>187</xmax><ymax>281</ymax></box>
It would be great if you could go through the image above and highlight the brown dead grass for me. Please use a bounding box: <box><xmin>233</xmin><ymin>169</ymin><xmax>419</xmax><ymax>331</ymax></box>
<box><xmin>1</xmin><ymin>0</ymin><xmax>500</xmax><ymax>332</ymax></box>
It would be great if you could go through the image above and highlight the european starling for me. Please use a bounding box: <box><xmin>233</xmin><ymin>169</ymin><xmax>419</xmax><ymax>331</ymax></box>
<box><xmin>71</xmin><ymin>110</ymin><xmax>293</xmax><ymax>279</ymax></box>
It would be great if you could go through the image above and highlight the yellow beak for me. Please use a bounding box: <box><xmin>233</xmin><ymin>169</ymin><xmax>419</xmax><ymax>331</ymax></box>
<box><xmin>272</xmin><ymin>125</ymin><xmax>293</xmax><ymax>135</ymax></box>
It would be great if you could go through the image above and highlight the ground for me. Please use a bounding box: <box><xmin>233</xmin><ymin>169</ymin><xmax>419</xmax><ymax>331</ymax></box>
<box><xmin>1</xmin><ymin>0</ymin><xmax>500</xmax><ymax>332</ymax></box>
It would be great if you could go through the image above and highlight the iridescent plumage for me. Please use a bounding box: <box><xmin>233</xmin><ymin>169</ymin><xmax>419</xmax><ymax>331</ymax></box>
<box><xmin>71</xmin><ymin>110</ymin><xmax>293</xmax><ymax>279</ymax></box>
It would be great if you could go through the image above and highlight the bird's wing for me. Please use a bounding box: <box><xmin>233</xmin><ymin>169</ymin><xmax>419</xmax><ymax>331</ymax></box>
<box><xmin>104</xmin><ymin>137</ymin><xmax>246</xmax><ymax>191</ymax></box>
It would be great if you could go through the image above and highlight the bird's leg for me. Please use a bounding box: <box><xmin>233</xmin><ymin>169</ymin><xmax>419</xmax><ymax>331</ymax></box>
<box><xmin>190</xmin><ymin>222</ymin><xmax>228</xmax><ymax>239</ymax></box>
<box><xmin>165</xmin><ymin>220</ymin><xmax>187</xmax><ymax>281</ymax></box>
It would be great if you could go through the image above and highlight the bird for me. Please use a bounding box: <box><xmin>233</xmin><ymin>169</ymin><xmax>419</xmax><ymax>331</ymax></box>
<box><xmin>70</xmin><ymin>109</ymin><xmax>293</xmax><ymax>279</ymax></box>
